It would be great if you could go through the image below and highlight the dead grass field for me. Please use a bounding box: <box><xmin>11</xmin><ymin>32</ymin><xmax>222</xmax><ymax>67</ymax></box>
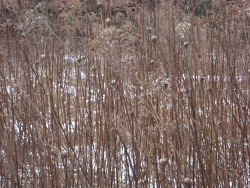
<box><xmin>0</xmin><ymin>0</ymin><xmax>249</xmax><ymax>187</ymax></box>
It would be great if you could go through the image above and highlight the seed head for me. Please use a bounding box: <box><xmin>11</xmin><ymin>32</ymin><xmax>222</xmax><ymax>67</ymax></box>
<box><xmin>181</xmin><ymin>177</ymin><xmax>192</xmax><ymax>187</ymax></box>
<box><xmin>158</xmin><ymin>158</ymin><xmax>167</xmax><ymax>167</ymax></box>
<box><xmin>105</xmin><ymin>18</ymin><xmax>111</xmax><ymax>26</ymax></box>
<box><xmin>96</xmin><ymin>2</ymin><xmax>104</xmax><ymax>8</ymax></box>
<box><xmin>146</xmin><ymin>27</ymin><xmax>152</xmax><ymax>32</ymax></box>
<box><xmin>50</xmin><ymin>149</ymin><xmax>60</xmax><ymax>157</ymax></box>
<box><xmin>151</xmin><ymin>35</ymin><xmax>158</xmax><ymax>43</ymax></box>
<box><xmin>184</xmin><ymin>41</ymin><xmax>188</xmax><ymax>48</ymax></box>
<box><xmin>181</xmin><ymin>178</ymin><xmax>192</xmax><ymax>188</ymax></box>
<box><xmin>61</xmin><ymin>151</ymin><xmax>68</xmax><ymax>159</ymax></box>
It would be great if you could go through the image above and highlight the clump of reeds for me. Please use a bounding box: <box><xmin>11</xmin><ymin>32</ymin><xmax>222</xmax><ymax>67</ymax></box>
<box><xmin>0</xmin><ymin>0</ymin><xmax>249</xmax><ymax>187</ymax></box>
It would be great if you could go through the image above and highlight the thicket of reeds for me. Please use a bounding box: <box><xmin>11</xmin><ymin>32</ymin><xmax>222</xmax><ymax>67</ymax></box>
<box><xmin>0</xmin><ymin>0</ymin><xmax>249</xmax><ymax>187</ymax></box>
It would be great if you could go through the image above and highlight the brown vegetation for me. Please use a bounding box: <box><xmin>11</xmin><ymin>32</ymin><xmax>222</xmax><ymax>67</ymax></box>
<box><xmin>0</xmin><ymin>0</ymin><xmax>249</xmax><ymax>187</ymax></box>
